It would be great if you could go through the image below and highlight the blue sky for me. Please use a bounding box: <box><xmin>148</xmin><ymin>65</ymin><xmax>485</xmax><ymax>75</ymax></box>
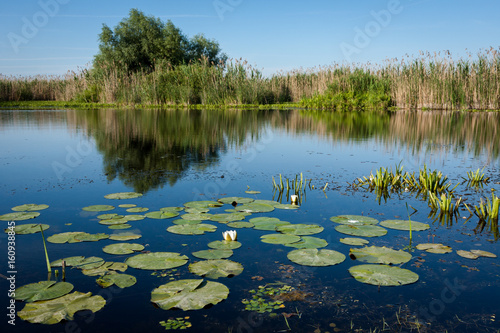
<box><xmin>1</xmin><ymin>0</ymin><xmax>499</xmax><ymax>77</ymax></box>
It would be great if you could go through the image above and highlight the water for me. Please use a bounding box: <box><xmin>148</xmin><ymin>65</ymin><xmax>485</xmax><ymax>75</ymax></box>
<box><xmin>1</xmin><ymin>108</ymin><xmax>499</xmax><ymax>332</ymax></box>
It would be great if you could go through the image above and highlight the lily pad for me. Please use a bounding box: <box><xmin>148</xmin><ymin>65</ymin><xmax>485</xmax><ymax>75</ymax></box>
<box><xmin>261</xmin><ymin>234</ymin><xmax>302</xmax><ymax>245</ymax></box>
<box><xmin>208</xmin><ymin>240</ymin><xmax>242</xmax><ymax>250</ymax></box>
<box><xmin>81</xmin><ymin>262</ymin><xmax>127</xmax><ymax>276</ymax></box>
<box><xmin>125</xmin><ymin>252</ymin><xmax>189</xmax><ymax>270</ymax></box>
<box><xmin>192</xmin><ymin>249</ymin><xmax>233</xmax><ymax>260</ymax></box>
<box><xmin>11</xmin><ymin>204</ymin><xmax>49</xmax><ymax>211</ymax></box>
<box><xmin>50</xmin><ymin>256</ymin><xmax>85</xmax><ymax>267</ymax></box>
<box><xmin>98</xmin><ymin>217</ymin><xmax>129</xmax><ymax>225</ymax></box>
<box><xmin>227</xmin><ymin>221</ymin><xmax>254</xmax><ymax>228</ymax></box>
<box><xmin>245</xmin><ymin>190</ymin><xmax>261</xmax><ymax>194</ymax></box>
<box><xmin>335</xmin><ymin>224</ymin><xmax>387</xmax><ymax>237</ymax></box>
<box><xmin>47</xmin><ymin>232</ymin><xmax>87</xmax><ymax>244</ymax></box>
<box><xmin>209</xmin><ymin>213</ymin><xmax>246</xmax><ymax>223</ymax></box>
<box><xmin>185</xmin><ymin>207</ymin><xmax>210</xmax><ymax>214</ymax></box>
<box><xmin>161</xmin><ymin>206</ymin><xmax>184</xmax><ymax>212</ymax></box>
<box><xmin>108</xmin><ymin>224</ymin><xmax>132</xmax><ymax>230</ymax></box>
<box><xmin>189</xmin><ymin>259</ymin><xmax>244</xmax><ymax>279</ymax></box>
<box><xmin>237</xmin><ymin>203</ymin><xmax>275</xmax><ymax>213</ymax></box>
<box><xmin>349</xmin><ymin>246</ymin><xmax>412</xmax><ymax>265</ymax></box>
<box><xmin>97</xmin><ymin>213</ymin><xmax>120</xmax><ymax>219</ymax></box>
<box><xmin>456</xmin><ymin>250</ymin><xmax>479</xmax><ymax>259</ymax></box>
<box><xmin>82</xmin><ymin>205</ymin><xmax>115</xmax><ymax>212</ymax></box>
<box><xmin>167</xmin><ymin>223</ymin><xmax>217</xmax><ymax>235</ymax></box>
<box><xmin>109</xmin><ymin>232</ymin><xmax>142</xmax><ymax>241</ymax></box>
<box><xmin>287</xmin><ymin>249</ymin><xmax>346</xmax><ymax>266</ymax></box>
<box><xmin>4</xmin><ymin>223</ymin><xmax>49</xmax><ymax>235</ymax></box>
<box><xmin>96</xmin><ymin>273</ymin><xmax>136</xmax><ymax>288</ymax></box>
<box><xmin>470</xmin><ymin>249</ymin><xmax>497</xmax><ymax>258</ymax></box>
<box><xmin>275</xmin><ymin>203</ymin><xmax>299</xmax><ymax>210</ymax></box>
<box><xmin>348</xmin><ymin>264</ymin><xmax>419</xmax><ymax>286</ymax></box>
<box><xmin>330</xmin><ymin>215</ymin><xmax>379</xmax><ymax>225</ymax></box>
<box><xmin>104</xmin><ymin>192</ymin><xmax>143</xmax><ymax>199</ymax></box>
<box><xmin>181</xmin><ymin>213</ymin><xmax>212</xmax><ymax>221</ymax></box>
<box><xmin>75</xmin><ymin>257</ymin><xmax>106</xmax><ymax>270</ymax></box>
<box><xmin>17</xmin><ymin>291</ymin><xmax>106</xmax><ymax>324</ymax></box>
<box><xmin>74</xmin><ymin>233</ymin><xmax>109</xmax><ymax>242</ymax></box>
<box><xmin>123</xmin><ymin>214</ymin><xmax>145</xmax><ymax>221</ymax></box>
<box><xmin>102</xmin><ymin>243</ymin><xmax>145</xmax><ymax>255</ymax></box>
<box><xmin>184</xmin><ymin>201</ymin><xmax>222</xmax><ymax>209</ymax></box>
<box><xmin>172</xmin><ymin>219</ymin><xmax>202</xmax><ymax>225</ymax></box>
<box><xmin>0</xmin><ymin>211</ymin><xmax>40</xmax><ymax>221</ymax></box>
<box><xmin>126</xmin><ymin>207</ymin><xmax>149</xmax><ymax>213</ymax></box>
<box><xmin>118</xmin><ymin>204</ymin><xmax>137</xmax><ymax>208</ymax></box>
<box><xmin>416</xmin><ymin>243</ymin><xmax>452</xmax><ymax>254</ymax></box>
<box><xmin>284</xmin><ymin>236</ymin><xmax>328</xmax><ymax>249</ymax></box>
<box><xmin>340</xmin><ymin>237</ymin><xmax>369</xmax><ymax>246</ymax></box>
<box><xmin>145</xmin><ymin>211</ymin><xmax>179</xmax><ymax>219</ymax></box>
<box><xmin>380</xmin><ymin>219</ymin><xmax>430</xmax><ymax>231</ymax></box>
<box><xmin>15</xmin><ymin>281</ymin><xmax>74</xmax><ymax>302</ymax></box>
<box><xmin>151</xmin><ymin>279</ymin><xmax>229</xmax><ymax>310</ymax></box>
<box><xmin>276</xmin><ymin>223</ymin><xmax>324</xmax><ymax>236</ymax></box>
<box><xmin>250</xmin><ymin>217</ymin><xmax>290</xmax><ymax>231</ymax></box>
<box><xmin>218</xmin><ymin>197</ymin><xmax>255</xmax><ymax>205</ymax></box>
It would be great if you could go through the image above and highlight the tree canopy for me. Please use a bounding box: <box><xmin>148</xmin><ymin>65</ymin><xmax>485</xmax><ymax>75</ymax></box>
<box><xmin>93</xmin><ymin>9</ymin><xmax>227</xmax><ymax>72</ymax></box>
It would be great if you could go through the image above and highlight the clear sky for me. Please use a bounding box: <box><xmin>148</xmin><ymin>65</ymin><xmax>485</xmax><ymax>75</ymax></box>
<box><xmin>1</xmin><ymin>0</ymin><xmax>499</xmax><ymax>77</ymax></box>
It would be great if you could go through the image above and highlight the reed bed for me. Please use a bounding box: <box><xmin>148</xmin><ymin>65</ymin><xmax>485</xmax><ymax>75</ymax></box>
<box><xmin>1</xmin><ymin>48</ymin><xmax>499</xmax><ymax>110</ymax></box>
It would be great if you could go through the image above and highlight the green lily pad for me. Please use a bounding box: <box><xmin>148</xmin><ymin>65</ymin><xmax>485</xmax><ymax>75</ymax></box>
<box><xmin>15</xmin><ymin>281</ymin><xmax>74</xmax><ymax>302</ymax></box>
<box><xmin>160</xmin><ymin>206</ymin><xmax>184</xmax><ymax>212</ymax></box>
<box><xmin>4</xmin><ymin>223</ymin><xmax>49</xmax><ymax>235</ymax></box>
<box><xmin>167</xmin><ymin>223</ymin><xmax>217</xmax><ymax>235</ymax></box>
<box><xmin>185</xmin><ymin>207</ymin><xmax>210</xmax><ymax>214</ymax></box>
<box><xmin>275</xmin><ymin>203</ymin><xmax>299</xmax><ymax>210</ymax></box>
<box><xmin>151</xmin><ymin>279</ymin><xmax>229</xmax><ymax>310</ymax></box>
<box><xmin>245</xmin><ymin>190</ymin><xmax>261</xmax><ymax>194</ymax></box>
<box><xmin>184</xmin><ymin>201</ymin><xmax>222</xmax><ymax>209</ymax></box>
<box><xmin>287</xmin><ymin>249</ymin><xmax>346</xmax><ymax>266</ymax></box>
<box><xmin>284</xmin><ymin>236</ymin><xmax>328</xmax><ymax>249</ymax></box>
<box><xmin>125</xmin><ymin>252</ymin><xmax>189</xmax><ymax>270</ymax></box>
<box><xmin>218</xmin><ymin>197</ymin><xmax>255</xmax><ymax>205</ymax></box>
<box><xmin>80</xmin><ymin>261</ymin><xmax>127</xmax><ymax>276</ymax></box>
<box><xmin>97</xmin><ymin>213</ymin><xmax>120</xmax><ymax>219</ymax></box>
<box><xmin>82</xmin><ymin>205</ymin><xmax>115</xmax><ymax>212</ymax></box>
<box><xmin>181</xmin><ymin>213</ymin><xmax>212</xmax><ymax>221</ymax></box>
<box><xmin>11</xmin><ymin>204</ymin><xmax>49</xmax><ymax>212</ymax></box>
<box><xmin>145</xmin><ymin>211</ymin><xmax>179</xmax><ymax>219</ymax></box>
<box><xmin>416</xmin><ymin>243</ymin><xmax>452</xmax><ymax>254</ymax></box>
<box><xmin>96</xmin><ymin>273</ymin><xmax>137</xmax><ymax>288</ymax></box>
<box><xmin>98</xmin><ymin>217</ymin><xmax>129</xmax><ymax>225</ymax></box>
<box><xmin>380</xmin><ymin>219</ymin><xmax>430</xmax><ymax>231</ymax></box>
<box><xmin>253</xmin><ymin>199</ymin><xmax>281</xmax><ymax>206</ymax></box>
<box><xmin>208</xmin><ymin>240</ymin><xmax>242</xmax><ymax>250</ymax></box>
<box><xmin>108</xmin><ymin>224</ymin><xmax>132</xmax><ymax>230</ymax></box>
<box><xmin>470</xmin><ymin>249</ymin><xmax>497</xmax><ymax>258</ymax></box>
<box><xmin>0</xmin><ymin>211</ymin><xmax>40</xmax><ymax>221</ymax></box>
<box><xmin>109</xmin><ymin>232</ymin><xmax>142</xmax><ymax>241</ymax></box>
<box><xmin>126</xmin><ymin>207</ymin><xmax>149</xmax><ymax>213</ymax></box>
<box><xmin>209</xmin><ymin>213</ymin><xmax>246</xmax><ymax>223</ymax></box>
<box><xmin>250</xmin><ymin>217</ymin><xmax>290</xmax><ymax>231</ymax></box>
<box><xmin>348</xmin><ymin>264</ymin><xmax>419</xmax><ymax>286</ymax></box>
<box><xmin>102</xmin><ymin>243</ymin><xmax>145</xmax><ymax>255</ymax></box>
<box><xmin>74</xmin><ymin>233</ymin><xmax>109</xmax><ymax>242</ymax></box>
<box><xmin>330</xmin><ymin>215</ymin><xmax>379</xmax><ymax>225</ymax></box>
<box><xmin>261</xmin><ymin>234</ymin><xmax>301</xmax><ymax>245</ymax></box>
<box><xmin>47</xmin><ymin>232</ymin><xmax>87</xmax><ymax>244</ymax></box>
<box><xmin>237</xmin><ymin>203</ymin><xmax>275</xmax><ymax>213</ymax></box>
<box><xmin>123</xmin><ymin>214</ymin><xmax>145</xmax><ymax>221</ymax></box>
<box><xmin>17</xmin><ymin>291</ymin><xmax>106</xmax><ymax>324</ymax></box>
<box><xmin>104</xmin><ymin>192</ymin><xmax>143</xmax><ymax>199</ymax></box>
<box><xmin>276</xmin><ymin>223</ymin><xmax>324</xmax><ymax>236</ymax></box>
<box><xmin>172</xmin><ymin>219</ymin><xmax>202</xmax><ymax>225</ymax></box>
<box><xmin>335</xmin><ymin>224</ymin><xmax>387</xmax><ymax>237</ymax></box>
<box><xmin>340</xmin><ymin>237</ymin><xmax>369</xmax><ymax>246</ymax></box>
<box><xmin>227</xmin><ymin>221</ymin><xmax>254</xmax><ymax>228</ymax></box>
<box><xmin>189</xmin><ymin>259</ymin><xmax>244</xmax><ymax>279</ymax></box>
<box><xmin>349</xmin><ymin>246</ymin><xmax>412</xmax><ymax>265</ymax></box>
<box><xmin>50</xmin><ymin>256</ymin><xmax>85</xmax><ymax>267</ymax></box>
<box><xmin>75</xmin><ymin>257</ymin><xmax>106</xmax><ymax>270</ymax></box>
<box><xmin>118</xmin><ymin>204</ymin><xmax>137</xmax><ymax>208</ymax></box>
<box><xmin>192</xmin><ymin>249</ymin><xmax>233</xmax><ymax>260</ymax></box>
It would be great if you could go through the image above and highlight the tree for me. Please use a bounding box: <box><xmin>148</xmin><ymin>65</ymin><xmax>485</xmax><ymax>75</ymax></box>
<box><xmin>93</xmin><ymin>9</ymin><xmax>226</xmax><ymax>73</ymax></box>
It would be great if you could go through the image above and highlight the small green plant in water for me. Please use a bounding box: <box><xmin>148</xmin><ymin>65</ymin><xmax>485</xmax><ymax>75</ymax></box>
<box><xmin>462</xmin><ymin>168</ymin><xmax>490</xmax><ymax>188</ymax></box>
<box><xmin>474</xmin><ymin>191</ymin><xmax>500</xmax><ymax>221</ymax></box>
<box><xmin>242</xmin><ymin>284</ymin><xmax>291</xmax><ymax>313</ymax></box>
<box><xmin>159</xmin><ymin>318</ymin><xmax>192</xmax><ymax>330</ymax></box>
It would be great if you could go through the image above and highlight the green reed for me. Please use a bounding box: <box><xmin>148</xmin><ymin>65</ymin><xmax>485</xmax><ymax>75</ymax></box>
<box><xmin>462</xmin><ymin>168</ymin><xmax>490</xmax><ymax>188</ymax></box>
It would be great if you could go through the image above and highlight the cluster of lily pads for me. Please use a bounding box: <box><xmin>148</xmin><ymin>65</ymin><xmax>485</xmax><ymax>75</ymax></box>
<box><xmin>241</xmin><ymin>285</ymin><xmax>291</xmax><ymax>313</ymax></box>
<box><xmin>3</xmin><ymin>191</ymin><xmax>498</xmax><ymax>328</ymax></box>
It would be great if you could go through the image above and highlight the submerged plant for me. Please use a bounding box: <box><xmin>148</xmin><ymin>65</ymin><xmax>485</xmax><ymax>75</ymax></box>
<box><xmin>242</xmin><ymin>284</ymin><xmax>291</xmax><ymax>313</ymax></box>
<box><xmin>159</xmin><ymin>317</ymin><xmax>192</xmax><ymax>330</ymax></box>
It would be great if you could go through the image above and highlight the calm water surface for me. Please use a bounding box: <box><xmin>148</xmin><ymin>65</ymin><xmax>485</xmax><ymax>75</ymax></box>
<box><xmin>1</xmin><ymin>108</ymin><xmax>499</xmax><ymax>333</ymax></box>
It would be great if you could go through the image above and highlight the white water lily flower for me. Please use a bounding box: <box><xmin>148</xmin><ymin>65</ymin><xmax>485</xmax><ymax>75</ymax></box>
<box><xmin>290</xmin><ymin>195</ymin><xmax>299</xmax><ymax>205</ymax></box>
<box><xmin>222</xmin><ymin>230</ymin><xmax>237</xmax><ymax>241</ymax></box>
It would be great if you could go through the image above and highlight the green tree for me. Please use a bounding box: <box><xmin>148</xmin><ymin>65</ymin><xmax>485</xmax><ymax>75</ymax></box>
<box><xmin>93</xmin><ymin>8</ymin><xmax>226</xmax><ymax>73</ymax></box>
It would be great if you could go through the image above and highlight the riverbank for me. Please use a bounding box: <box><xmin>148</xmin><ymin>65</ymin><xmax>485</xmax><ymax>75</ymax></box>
<box><xmin>1</xmin><ymin>49</ymin><xmax>499</xmax><ymax>111</ymax></box>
